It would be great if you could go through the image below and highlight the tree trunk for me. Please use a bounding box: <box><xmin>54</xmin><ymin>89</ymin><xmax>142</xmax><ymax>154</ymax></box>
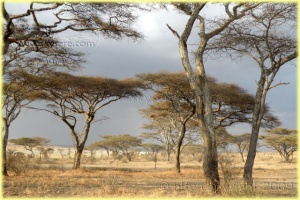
<box><xmin>175</xmin><ymin>146</ymin><xmax>181</xmax><ymax>173</ymax></box>
<box><xmin>106</xmin><ymin>149</ymin><xmax>110</xmax><ymax>159</ymax></box>
<box><xmin>238</xmin><ymin>149</ymin><xmax>245</xmax><ymax>162</ymax></box>
<box><xmin>201</xmin><ymin>129</ymin><xmax>220</xmax><ymax>193</ymax></box>
<box><xmin>195</xmin><ymin>59</ymin><xmax>220</xmax><ymax>193</ymax></box>
<box><xmin>284</xmin><ymin>155</ymin><xmax>289</xmax><ymax>162</ymax></box>
<box><xmin>194</xmin><ymin>81</ymin><xmax>220</xmax><ymax>192</ymax></box>
<box><xmin>68</xmin><ymin>148</ymin><xmax>72</xmax><ymax>159</ymax></box>
<box><xmin>73</xmin><ymin>145</ymin><xmax>84</xmax><ymax>169</ymax></box>
<box><xmin>166</xmin><ymin>145</ymin><xmax>171</xmax><ymax>161</ymax></box>
<box><xmin>126</xmin><ymin>152</ymin><xmax>132</xmax><ymax>161</ymax></box>
<box><xmin>240</xmin><ymin>152</ymin><xmax>245</xmax><ymax>163</ymax></box>
<box><xmin>244</xmin><ymin>73</ymin><xmax>266</xmax><ymax>186</ymax></box>
<box><xmin>2</xmin><ymin>122</ymin><xmax>9</xmax><ymax>176</ymax></box>
<box><xmin>175</xmin><ymin>124</ymin><xmax>186</xmax><ymax>173</ymax></box>
<box><xmin>71</xmin><ymin>116</ymin><xmax>93</xmax><ymax>169</ymax></box>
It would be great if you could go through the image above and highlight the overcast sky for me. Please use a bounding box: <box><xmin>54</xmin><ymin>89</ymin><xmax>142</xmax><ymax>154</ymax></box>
<box><xmin>6</xmin><ymin>3</ymin><xmax>297</xmax><ymax>151</ymax></box>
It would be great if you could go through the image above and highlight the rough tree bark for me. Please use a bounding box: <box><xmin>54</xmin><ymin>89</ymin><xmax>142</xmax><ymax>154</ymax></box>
<box><xmin>72</xmin><ymin>114</ymin><xmax>93</xmax><ymax>169</ymax></box>
<box><xmin>175</xmin><ymin>124</ymin><xmax>186</xmax><ymax>173</ymax></box>
<box><xmin>244</xmin><ymin>72</ymin><xmax>267</xmax><ymax>186</ymax></box>
<box><xmin>2</xmin><ymin>122</ymin><xmax>9</xmax><ymax>176</ymax></box>
<box><xmin>167</xmin><ymin>3</ymin><xmax>259</xmax><ymax>192</ymax></box>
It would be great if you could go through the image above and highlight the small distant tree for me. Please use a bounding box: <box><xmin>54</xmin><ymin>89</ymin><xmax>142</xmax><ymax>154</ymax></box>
<box><xmin>181</xmin><ymin>144</ymin><xmax>204</xmax><ymax>162</ymax></box>
<box><xmin>232</xmin><ymin>133</ymin><xmax>251</xmax><ymax>162</ymax></box>
<box><xmin>37</xmin><ymin>147</ymin><xmax>54</xmax><ymax>161</ymax></box>
<box><xmin>260</xmin><ymin>128</ymin><xmax>297</xmax><ymax>162</ymax></box>
<box><xmin>97</xmin><ymin>135</ymin><xmax>142</xmax><ymax>161</ymax></box>
<box><xmin>9</xmin><ymin>137</ymin><xmax>49</xmax><ymax>158</ymax></box>
<box><xmin>34</xmin><ymin>137</ymin><xmax>51</xmax><ymax>161</ymax></box>
<box><xmin>140</xmin><ymin>117</ymin><xmax>176</xmax><ymax>162</ymax></box>
<box><xmin>85</xmin><ymin>143</ymin><xmax>99</xmax><ymax>162</ymax></box>
<box><xmin>9</xmin><ymin>137</ymin><xmax>37</xmax><ymax>157</ymax></box>
<box><xmin>91</xmin><ymin>139</ymin><xmax>116</xmax><ymax>159</ymax></box>
<box><xmin>67</xmin><ymin>148</ymin><xmax>72</xmax><ymax>159</ymax></box>
<box><xmin>142</xmin><ymin>143</ymin><xmax>164</xmax><ymax>169</ymax></box>
<box><xmin>58</xmin><ymin>149</ymin><xmax>65</xmax><ymax>159</ymax></box>
<box><xmin>215</xmin><ymin>127</ymin><xmax>235</xmax><ymax>151</ymax></box>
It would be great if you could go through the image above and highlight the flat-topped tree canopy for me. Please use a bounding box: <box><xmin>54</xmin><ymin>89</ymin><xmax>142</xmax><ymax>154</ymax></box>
<box><xmin>23</xmin><ymin>72</ymin><xmax>144</xmax><ymax>113</ymax></box>
<box><xmin>18</xmin><ymin>71</ymin><xmax>144</xmax><ymax>169</ymax></box>
<box><xmin>137</xmin><ymin>71</ymin><xmax>280</xmax><ymax>129</ymax></box>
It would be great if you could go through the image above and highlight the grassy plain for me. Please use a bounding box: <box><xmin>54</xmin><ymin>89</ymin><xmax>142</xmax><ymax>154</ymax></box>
<box><xmin>2</xmin><ymin>144</ymin><xmax>298</xmax><ymax>197</ymax></box>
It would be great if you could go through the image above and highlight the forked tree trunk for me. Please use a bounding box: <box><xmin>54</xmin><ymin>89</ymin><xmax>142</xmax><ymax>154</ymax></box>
<box><xmin>177</xmin><ymin>43</ymin><xmax>220</xmax><ymax>192</ymax></box>
<box><xmin>71</xmin><ymin>116</ymin><xmax>93</xmax><ymax>169</ymax></box>
<box><xmin>73</xmin><ymin>145</ymin><xmax>84</xmax><ymax>169</ymax></box>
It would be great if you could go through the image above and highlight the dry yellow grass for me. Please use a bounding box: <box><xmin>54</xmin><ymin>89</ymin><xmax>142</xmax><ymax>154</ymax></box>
<box><xmin>2</xmin><ymin>147</ymin><xmax>297</xmax><ymax>198</ymax></box>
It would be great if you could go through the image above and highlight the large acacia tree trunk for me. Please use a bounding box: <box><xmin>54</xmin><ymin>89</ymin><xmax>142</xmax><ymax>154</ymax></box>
<box><xmin>244</xmin><ymin>73</ymin><xmax>267</xmax><ymax>186</ymax></box>
<box><xmin>2</xmin><ymin>122</ymin><xmax>9</xmax><ymax>176</ymax></box>
<box><xmin>73</xmin><ymin>144</ymin><xmax>84</xmax><ymax>169</ymax></box>
<box><xmin>195</xmin><ymin>93</ymin><xmax>220</xmax><ymax>192</ymax></box>
<box><xmin>71</xmin><ymin>116</ymin><xmax>93</xmax><ymax>169</ymax></box>
<box><xmin>184</xmin><ymin>40</ymin><xmax>220</xmax><ymax>192</ymax></box>
<box><xmin>167</xmin><ymin>3</ymin><xmax>260</xmax><ymax>192</ymax></box>
<box><xmin>169</xmin><ymin>28</ymin><xmax>221</xmax><ymax>193</ymax></box>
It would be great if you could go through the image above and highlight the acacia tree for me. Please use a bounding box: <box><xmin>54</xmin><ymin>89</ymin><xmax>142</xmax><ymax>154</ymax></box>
<box><xmin>166</xmin><ymin>3</ymin><xmax>259</xmax><ymax>192</ymax></box>
<box><xmin>3</xmin><ymin>2</ymin><xmax>149</xmax><ymax>54</ymax></box>
<box><xmin>208</xmin><ymin>3</ymin><xmax>297</xmax><ymax>186</ymax></box>
<box><xmin>9</xmin><ymin>137</ymin><xmax>49</xmax><ymax>158</ymax></box>
<box><xmin>215</xmin><ymin>127</ymin><xmax>235</xmax><ymax>151</ymax></box>
<box><xmin>141</xmin><ymin>102</ymin><xmax>198</xmax><ymax>173</ymax></box>
<box><xmin>24</xmin><ymin>72</ymin><xmax>143</xmax><ymax>169</ymax></box>
<box><xmin>138</xmin><ymin>72</ymin><xmax>198</xmax><ymax>173</ymax></box>
<box><xmin>2</xmin><ymin>70</ymin><xmax>46</xmax><ymax>176</ymax></box>
<box><xmin>260</xmin><ymin>128</ymin><xmax>297</xmax><ymax>162</ymax></box>
<box><xmin>96</xmin><ymin>135</ymin><xmax>142</xmax><ymax>161</ymax></box>
<box><xmin>232</xmin><ymin>133</ymin><xmax>251</xmax><ymax>162</ymax></box>
<box><xmin>85</xmin><ymin>143</ymin><xmax>100</xmax><ymax>163</ymax></box>
<box><xmin>91</xmin><ymin>139</ymin><xmax>115</xmax><ymax>159</ymax></box>
<box><xmin>142</xmin><ymin>143</ymin><xmax>164</xmax><ymax>169</ymax></box>
<box><xmin>182</xmin><ymin>144</ymin><xmax>204</xmax><ymax>160</ymax></box>
<box><xmin>139</xmin><ymin>71</ymin><xmax>279</xmax><ymax>173</ymax></box>
<box><xmin>2</xmin><ymin>18</ymin><xmax>84</xmax><ymax>176</ymax></box>
<box><xmin>140</xmin><ymin>117</ymin><xmax>176</xmax><ymax>162</ymax></box>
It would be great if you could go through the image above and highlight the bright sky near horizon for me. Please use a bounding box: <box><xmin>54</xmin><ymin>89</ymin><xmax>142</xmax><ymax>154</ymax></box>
<box><xmin>4</xmin><ymin>3</ymin><xmax>297</xmax><ymax>152</ymax></box>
